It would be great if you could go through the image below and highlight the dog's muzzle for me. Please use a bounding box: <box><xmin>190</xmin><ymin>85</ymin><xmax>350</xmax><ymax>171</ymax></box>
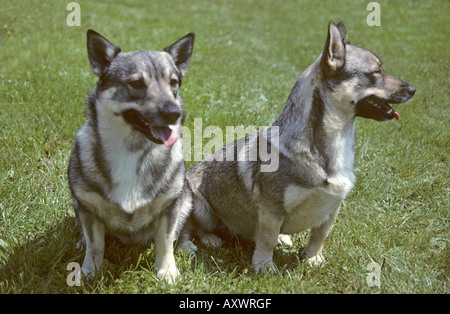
<box><xmin>122</xmin><ymin>108</ymin><xmax>179</xmax><ymax>147</ymax></box>
<box><xmin>355</xmin><ymin>85</ymin><xmax>416</xmax><ymax>122</ymax></box>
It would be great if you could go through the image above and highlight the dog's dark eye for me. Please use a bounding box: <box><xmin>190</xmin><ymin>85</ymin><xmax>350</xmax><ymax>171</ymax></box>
<box><xmin>170</xmin><ymin>78</ymin><xmax>179</xmax><ymax>88</ymax></box>
<box><xmin>373</xmin><ymin>69</ymin><xmax>382</xmax><ymax>74</ymax></box>
<box><xmin>128</xmin><ymin>79</ymin><xmax>146</xmax><ymax>89</ymax></box>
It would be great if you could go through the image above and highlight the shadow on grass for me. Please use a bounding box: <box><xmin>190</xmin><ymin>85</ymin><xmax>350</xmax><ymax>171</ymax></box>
<box><xmin>188</xmin><ymin>234</ymin><xmax>307</xmax><ymax>276</ymax></box>
<box><xmin>0</xmin><ymin>218</ymin><xmax>308</xmax><ymax>293</ymax></box>
<box><xmin>0</xmin><ymin>217</ymin><xmax>152</xmax><ymax>293</ymax></box>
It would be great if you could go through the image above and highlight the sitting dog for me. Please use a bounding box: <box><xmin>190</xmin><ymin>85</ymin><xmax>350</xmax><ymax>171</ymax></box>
<box><xmin>68</xmin><ymin>30</ymin><xmax>195</xmax><ymax>283</ymax></box>
<box><xmin>178</xmin><ymin>21</ymin><xmax>415</xmax><ymax>272</ymax></box>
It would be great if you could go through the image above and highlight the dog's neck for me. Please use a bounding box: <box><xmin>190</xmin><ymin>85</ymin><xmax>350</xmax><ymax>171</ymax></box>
<box><xmin>274</xmin><ymin>63</ymin><xmax>356</xmax><ymax>177</ymax></box>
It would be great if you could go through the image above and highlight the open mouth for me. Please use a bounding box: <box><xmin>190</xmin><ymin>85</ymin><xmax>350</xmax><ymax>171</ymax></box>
<box><xmin>355</xmin><ymin>95</ymin><xmax>400</xmax><ymax>122</ymax></box>
<box><xmin>122</xmin><ymin>110</ymin><xmax>178</xmax><ymax>147</ymax></box>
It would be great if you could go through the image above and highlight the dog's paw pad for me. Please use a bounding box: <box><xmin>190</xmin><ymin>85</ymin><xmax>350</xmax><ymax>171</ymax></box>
<box><xmin>201</xmin><ymin>233</ymin><xmax>223</xmax><ymax>248</ymax></box>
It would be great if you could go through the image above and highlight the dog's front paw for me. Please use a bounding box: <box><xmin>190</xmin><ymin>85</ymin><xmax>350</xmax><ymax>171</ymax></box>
<box><xmin>80</xmin><ymin>257</ymin><xmax>103</xmax><ymax>280</ymax></box>
<box><xmin>253</xmin><ymin>260</ymin><xmax>276</xmax><ymax>274</ymax></box>
<box><xmin>80</xmin><ymin>266</ymin><xmax>96</xmax><ymax>280</ymax></box>
<box><xmin>306</xmin><ymin>254</ymin><xmax>325</xmax><ymax>267</ymax></box>
<box><xmin>252</xmin><ymin>250</ymin><xmax>276</xmax><ymax>274</ymax></box>
<box><xmin>157</xmin><ymin>264</ymin><xmax>180</xmax><ymax>285</ymax></box>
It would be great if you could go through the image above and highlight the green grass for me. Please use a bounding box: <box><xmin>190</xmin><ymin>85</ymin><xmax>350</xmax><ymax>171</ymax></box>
<box><xmin>0</xmin><ymin>0</ymin><xmax>448</xmax><ymax>294</ymax></box>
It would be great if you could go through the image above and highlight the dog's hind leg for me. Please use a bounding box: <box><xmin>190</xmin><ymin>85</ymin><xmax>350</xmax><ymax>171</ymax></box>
<box><xmin>181</xmin><ymin>190</ymin><xmax>223</xmax><ymax>251</ymax></box>
<box><xmin>195</xmin><ymin>198</ymin><xmax>223</xmax><ymax>248</ymax></box>
<box><xmin>175</xmin><ymin>184</ymin><xmax>198</xmax><ymax>255</ymax></box>
<box><xmin>302</xmin><ymin>201</ymin><xmax>341</xmax><ymax>266</ymax></box>
<box><xmin>177</xmin><ymin>216</ymin><xmax>199</xmax><ymax>255</ymax></box>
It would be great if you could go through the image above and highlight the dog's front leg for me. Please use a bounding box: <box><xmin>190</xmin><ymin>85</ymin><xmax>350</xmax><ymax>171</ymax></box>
<box><xmin>303</xmin><ymin>201</ymin><xmax>341</xmax><ymax>266</ymax></box>
<box><xmin>252</xmin><ymin>205</ymin><xmax>284</xmax><ymax>273</ymax></box>
<box><xmin>154</xmin><ymin>215</ymin><xmax>179</xmax><ymax>284</ymax></box>
<box><xmin>78</xmin><ymin>209</ymin><xmax>105</xmax><ymax>279</ymax></box>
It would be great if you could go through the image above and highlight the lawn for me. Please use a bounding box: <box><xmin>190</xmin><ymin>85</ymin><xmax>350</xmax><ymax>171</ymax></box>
<box><xmin>0</xmin><ymin>0</ymin><xmax>448</xmax><ymax>294</ymax></box>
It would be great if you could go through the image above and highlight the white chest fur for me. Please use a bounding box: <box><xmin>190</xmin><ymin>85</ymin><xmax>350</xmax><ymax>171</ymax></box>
<box><xmin>103</xmin><ymin>140</ymin><xmax>183</xmax><ymax>215</ymax></box>
<box><xmin>281</xmin><ymin>140</ymin><xmax>356</xmax><ymax>234</ymax></box>
<box><xmin>109</xmin><ymin>150</ymin><xmax>150</xmax><ymax>213</ymax></box>
<box><xmin>281</xmin><ymin>174</ymin><xmax>354</xmax><ymax>234</ymax></box>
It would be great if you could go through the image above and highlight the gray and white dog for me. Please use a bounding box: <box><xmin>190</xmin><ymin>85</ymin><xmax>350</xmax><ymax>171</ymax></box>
<box><xmin>68</xmin><ymin>30</ymin><xmax>194</xmax><ymax>284</ymax></box>
<box><xmin>178</xmin><ymin>21</ymin><xmax>415</xmax><ymax>272</ymax></box>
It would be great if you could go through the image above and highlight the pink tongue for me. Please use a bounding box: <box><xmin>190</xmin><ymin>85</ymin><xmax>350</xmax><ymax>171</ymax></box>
<box><xmin>394</xmin><ymin>111</ymin><xmax>400</xmax><ymax>121</ymax></box>
<box><xmin>150</xmin><ymin>126</ymin><xmax>178</xmax><ymax>147</ymax></box>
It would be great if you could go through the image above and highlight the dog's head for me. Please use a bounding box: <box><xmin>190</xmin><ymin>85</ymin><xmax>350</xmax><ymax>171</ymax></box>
<box><xmin>87</xmin><ymin>30</ymin><xmax>194</xmax><ymax>146</ymax></box>
<box><xmin>320</xmin><ymin>21</ymin><xmax>415</xmax><ymax>121</ymax></box>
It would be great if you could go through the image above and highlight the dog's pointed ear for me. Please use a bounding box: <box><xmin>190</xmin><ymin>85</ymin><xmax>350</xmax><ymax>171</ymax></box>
<box><xmin>163</xmin><ymin>33</ymin><xmax>195</xmax><ymax>76</ymax></box>
<box><xmin>336</xmin><ymin>21</ymin><xmax>350</xmax><ymax>44</ymax></box>
<box><xmin>321</xmin><ymin>22</ymin><xmax>346</xmax><ymax>74</ymax></box>
<box><xmin>87</xmin><ymin>29</ymin><xmax>121</xmax><ymax>77</ymax></box>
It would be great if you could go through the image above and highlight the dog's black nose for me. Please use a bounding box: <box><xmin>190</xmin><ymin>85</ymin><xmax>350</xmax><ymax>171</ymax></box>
<box><xmin>160</xmin><ymin>102</ymin><xmax>181</xmax><ymax>124</ymax></box>
<box><xmin>407</xmin><ymin>85</ymin><xmax>416</xmax><ymax>96</ymax></box>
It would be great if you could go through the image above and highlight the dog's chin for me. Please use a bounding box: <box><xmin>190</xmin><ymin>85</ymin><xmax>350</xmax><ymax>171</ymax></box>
<box><xmin>355</xmin><ymin>96</ymin><xmax>400</xmax><ymax>122</ymax></box>
<box><xmin>122</xmin><ymin>110</ymin><xmax>178</xmax><ymax>147</ymax></box>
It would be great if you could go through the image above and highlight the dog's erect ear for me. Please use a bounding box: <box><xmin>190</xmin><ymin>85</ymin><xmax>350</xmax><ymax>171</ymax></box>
<box><xmin>336</xmin><ymin>21</ymin><xmax>350</xmax><ymax>44</ymax></box>
<box><xmin>321</xmin><ymin>22</ymin><xmax>346</xmax><ymax>74</ymax></box>
<box><xmin>87</xmin><ymin>29</ymin><xmax>121</xmax><ymax>77</ymax></box>
<box><xmin>163</xmin><ymin>33</ymin><xmax>195</xmax><ymax>76</ymax></box>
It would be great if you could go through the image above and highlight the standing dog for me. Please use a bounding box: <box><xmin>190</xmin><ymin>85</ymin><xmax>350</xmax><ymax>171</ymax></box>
<box><xmin>178</xmin><ymin>21</ymin><xmax>415</xmax><ymax>272</ymax></box>
<box><xmin>68</xmin><ymin>30</ymin><xmax>194</xmax><ymax>284</ymax></box>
